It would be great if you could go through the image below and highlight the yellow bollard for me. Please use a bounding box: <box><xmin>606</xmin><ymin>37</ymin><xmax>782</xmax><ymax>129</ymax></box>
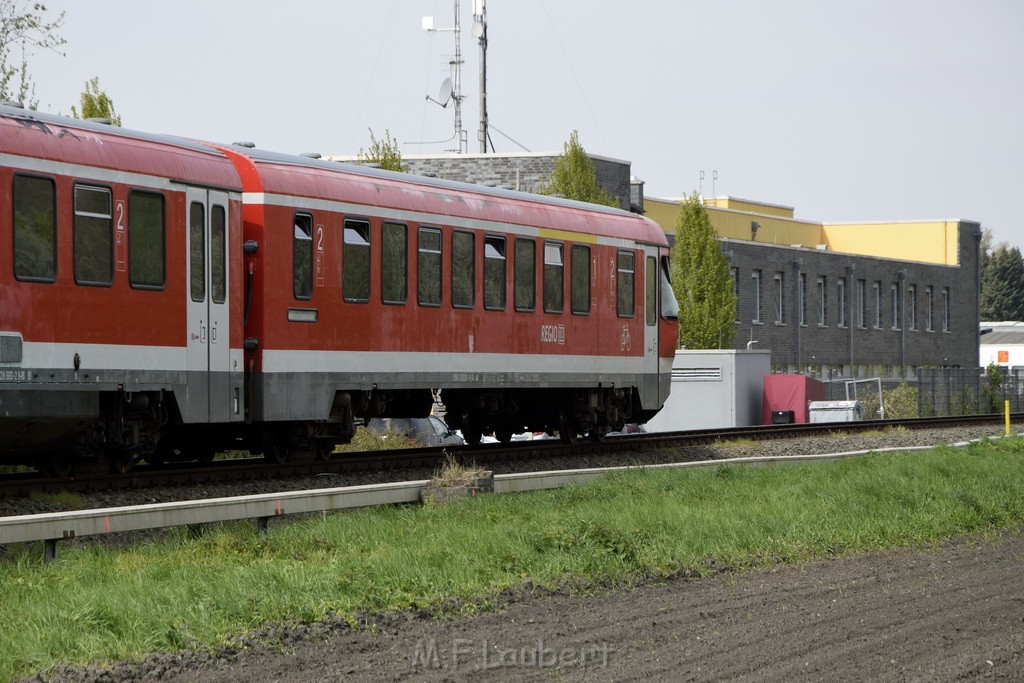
<box><xmin>1006</xmin><ymin>400</ymin><xmax>1011</xmax><ymax>436</ymax></box>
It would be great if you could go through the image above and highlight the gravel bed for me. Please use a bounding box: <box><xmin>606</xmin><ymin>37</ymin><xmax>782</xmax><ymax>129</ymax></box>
<box><xmin>0</xmin><ymin>424</ymin><xmax>1007</xmax><ymax>522</ymax></box>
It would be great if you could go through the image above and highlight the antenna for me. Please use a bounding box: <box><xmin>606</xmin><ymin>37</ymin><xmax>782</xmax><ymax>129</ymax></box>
<box><xmin>473</xmin><ymin>0</ymin><xmax>488</xmax><ymax>152</ymax></box>
<box><xmin>422</xmin><ymin>1</ymin><xmax>466</xmax><ymax>153</ymax></box>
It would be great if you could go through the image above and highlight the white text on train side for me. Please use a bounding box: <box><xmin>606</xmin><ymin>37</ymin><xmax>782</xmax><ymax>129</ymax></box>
<box><xmin>540</xmin><ymin>324</ymin><xmax>566</xmax><ymax>345</ymax></box>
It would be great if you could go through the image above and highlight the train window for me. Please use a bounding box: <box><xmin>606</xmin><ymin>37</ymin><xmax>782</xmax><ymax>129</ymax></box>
<box><xmin>570</xmin><ymin>244</ymin><xmax>590</xmax><ymax>315</ymax></box>
<box><xmin>514</xmin><ymin>237</ymin><xmax>535</xmax><ymax>312</ymax></box>
<box><xmin>343</xmin><ymin>219</ymin><xmax>371</xmax><ymax>303</ymax></box>
<box><xmin>616</xmin><ymin>250</ymin><xmax>635</xmax><ymax>318</ymax></box>
<box><xmin>211</xmin><ymin>205</ymin><xmax>226</xmax><ymax>304</ymax></box>
<box><xmin>13</xmin><ymin>174</ymin><xmax>56</xmax><ymax>282</ymax></box>
<box><xmin>128</xmin><ymin>190</ymin><xmax>165</xmax><ymax>289</ymax></box>
<box><xmin>293</xmin><ymin>212</ymin><xmax>313</xmax><ymax>300</ymax></box>
<box><xmin>189</xmin><ymin>202</ymin><xmax>205</xmax><ymax>302</ymax></box>
<box><xmin>418</xmin><ymin>226</ymin><xmax>442</xmax><ymax>307</ymax></box>
<box><xmin>452</xmin><ymin>230</ymin><xmax>475</xmax><ymax>309</ymax></box>
<box><xmin>73</xmin><ymin>185</ymin><xmax>113</xmax><ymax>286</ymax></box>
<box><xmin>381</xmin><ymin>221</ymin><xmax>407</xmax><ymax>304</ymax></box>
<box><xmin>645</xmin><ymin>256</ymin><xmax>657</xmax><ymax>326</ymax></box>
<box><xmin>484</xmin><ymin>235</ymin><xmax>506</xmax><ymax>310</ymax></box>
<box><xmin>543</xmin><ymin>241</ymin><xmax>563</xmax><ymax>314</ymax></box>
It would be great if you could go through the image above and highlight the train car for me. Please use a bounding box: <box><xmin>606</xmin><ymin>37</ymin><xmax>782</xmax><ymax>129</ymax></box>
<box><xmin>217</xmin><ymin>145</ymin><xmax>679</xmax><ymax>451</ymax></box>
<box><xmin>0</xmin><ymin>104</ymin><xmax>245</xmax><ymax>475</ymax></box>
<box><xmin>0</xmin><ymin>103</ymin><xmax>678</xmax><ymax>475</ymax></box>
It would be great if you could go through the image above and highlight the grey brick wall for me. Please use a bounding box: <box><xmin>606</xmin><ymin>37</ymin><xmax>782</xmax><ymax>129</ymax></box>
<box><xmin>719</xmin><ymin>220</ymin><xmax>982</xmax><ymax>376</ymax></box>
<box><xmin>401</xmin><ymin>153</ymin><xmax>633</xmax><ymax>212</ymax></box>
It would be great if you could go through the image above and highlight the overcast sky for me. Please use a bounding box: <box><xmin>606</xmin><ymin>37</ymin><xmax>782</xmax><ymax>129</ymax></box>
<box><xmin>26</xmin><ymin>0</ymin><xmax>1024</xmax><ymax>247</ymax></box>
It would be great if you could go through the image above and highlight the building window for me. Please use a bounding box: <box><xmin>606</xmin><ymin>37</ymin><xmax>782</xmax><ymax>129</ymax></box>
<box><xmin>451</xmin><ymin>230</ymin><xmax>474</xmax><ymax>309</ymax></box>
<box><xmin>514</xmin><ymin>237</ymin><xmax>536</xmax><ymax>312</ymax></box>
<box><xmin>73</xmin><ymin>184</ymin><xmax>113</xmax><ymax>286</ymax></box>
<box><xmin>942</xmin><ymin>287</ymin><xmax>950</xmax><ymax>332</ymax></box>
<box><xmin>543</xmin><ymin>241</ymin><xmax>564</xmax><ymax>314</ymax></box>
<box><xmin>798</xmin><ymin>272</ymin><xmax>807</xmax><ymax>326</ymax></box>
<box><xmin>343</xmin><ymin>219</ymin><xmax>371</xmax><ymax>303</ymax></box>
<box><xmin>890</xmin><ymin>283</ymin><xmax>900</xmax><ymax>331</ymax></box>
<box><xmin>837</xmin><ymin>277</ymin><xmax>846</xmax><ymax>328</ymax></box>
<box><xmin>381</xmin><ymin>221</ymin><xmax>407</xmax><ymax>305</ymax></box>
<box><xmin>570</xmin><ymin>244</ymin><xmax>590</xmax><ymax>315</ymax></box>
<box><xmin>773</xmin><ymin>271</ymin><xmax>785</xmax><ymax>324</ymax></box>
<box><xmin>484</xmin><ymin>235</ymin><xmax>506</xmax><ymax>310</ymax></box>
<box><xmin>13</xmin><ymin>174</ymin><xmax>56</xmax><ymax>282</ymax></box>
<box><xmin>129</xmin><ymin>190</ymin><xmax>165</xmax><ymax>289</ymax></box>
<box><xmin>417</xmin><ymin>226</ymin><xmax>442</xmax><ymax>307</ymax></box>
<box><xmin>907</xmin><ymin>284</ymin><xmax>916</xmax><ymax>331</ymax></box>
<box><xmin>925</xmin><ymin>286</ymin><xmax>934</xmax><ymax>331</ymax></box>
<box><xmin>872</xmin><ymin>281</ymin><xmax>882</xmax><ymax>329</ymax></box>
<box><xmin>856</xmin><ymin>279</ymin><xmax>866</xmax><ymax>328</ymax></box>
<box><xmin>752</xmin><ymin>270</ymin><xmax>762</xmax><ymax>323</ymax></box>
<box><xmin>617</xmin><ymin>250</ymin><xmax>635</xmax><ymax>317</ymax></box>
<box><xmin>816</xmin><ymin>276</ymin><xmax>827</xmax><ymax>326</ymax></box>
<box><xmin>293</xmin><ymin>212</ymin><xmax>313</xmax><ymax>300</ymax></box>
<box><xmin>732</xmin><ymin>267</ymin><xmax>740</xmax><ymax>322</ymax></box>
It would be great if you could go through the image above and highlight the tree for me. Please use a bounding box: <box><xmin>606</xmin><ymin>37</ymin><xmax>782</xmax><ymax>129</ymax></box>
<box><xmin>980</xmin><ymin>242</ymin><xmax>1024</xmax><ymax>321</ymax></box>
<box><xmin>540</xmin><ymin>130</ymin><xmax>618</xmax><ymax>207</ymax></box>
<box><xmin>669</xmin><ymin>193</ymin><xmax>737</xmax><ymax>349</ymax></box>
<box><xmin>356</xmin><ymin>128</ymin><xmax>404</xmax><ymax>172</ymax></box>
<box><xmin>0</xmin><ymin>1</ymin><xmax>65</xmax><ymax>109</ymax></box>
<box><xmin>70</xmin><ymin>77</ymin><xmax>122</xmax><ymax>126</ymax></box>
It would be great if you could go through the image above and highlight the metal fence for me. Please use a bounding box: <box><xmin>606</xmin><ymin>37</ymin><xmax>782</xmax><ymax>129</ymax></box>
<box><xmin>818</xmin><ymin>368</ymin><xmax>1024</xmax><ymax>419</ymax></box>
<box><xmin>917</xmin><ymin>367</ymin><xmax>1024</xmax><ymax>417</ymax></box>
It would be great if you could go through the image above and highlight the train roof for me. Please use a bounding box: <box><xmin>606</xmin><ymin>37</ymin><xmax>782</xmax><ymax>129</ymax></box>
<box><xmin>0</xmin><ymin>104</ymin><xmax>241</xmax><ymax>192</ymax></box>
<box><xmin>219</xmin><ymin>145</ymin><xmax>669</xmax><ymax>247</ymax></box>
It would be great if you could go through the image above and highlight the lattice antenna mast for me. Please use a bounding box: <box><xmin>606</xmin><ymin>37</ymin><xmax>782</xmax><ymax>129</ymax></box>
<box><xmin>423</xmin><ymin>1</ymin><xmax>467</xmax><ymax>153</ymax></box>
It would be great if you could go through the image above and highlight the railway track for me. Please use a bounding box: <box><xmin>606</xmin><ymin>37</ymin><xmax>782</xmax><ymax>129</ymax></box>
<box><xmin>0</xmin><ymin>414</ymin><xmax>1014</xmax><ymax>499</ymax></box>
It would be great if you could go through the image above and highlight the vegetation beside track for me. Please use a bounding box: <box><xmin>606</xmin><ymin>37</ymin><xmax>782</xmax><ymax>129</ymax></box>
<box><xmin>3</xmin><ymin>437</ymin><xmax>1024</xmax><ymax>679</ymax></box>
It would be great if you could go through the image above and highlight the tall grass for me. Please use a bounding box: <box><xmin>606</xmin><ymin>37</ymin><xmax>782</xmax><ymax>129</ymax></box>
<box><xmin>2</xmin><ymin>437</ymin><xmax>1023</xmax><ymax>679</ymax></box>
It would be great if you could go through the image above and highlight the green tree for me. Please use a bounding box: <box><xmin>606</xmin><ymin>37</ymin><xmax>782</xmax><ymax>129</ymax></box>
<box><xmin>540</xmin><ymin>130</ymin><xmax>618</xmax><ymax>207</ymax></box>
<box><xmin>70</xmin><ymin>76</ymin><xmax>122</xmax><ymax>126</ymax></box>
<box><xmin>669</xmin><ymin>193</ymin><xmax>736</xmax><ymax>349</ymax></box>
<box><xmin>980</xmin><ymin>242</ymin><xmax>1024</xmax><ymax>321</ymax></box>
<box><xmin>356</xmin><ymin>128</ymin><xmax>404</xmax><ymax>172</ymax></box>
<box><xmin>0</xmin><ymin>1</ymin><xmax>65</xmax><ymax>109</ymax></box>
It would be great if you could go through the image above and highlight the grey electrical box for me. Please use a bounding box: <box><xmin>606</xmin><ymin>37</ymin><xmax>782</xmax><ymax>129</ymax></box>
<box><xmin>809</xmin><ymin>400</ymin><xmax>863</xmax><ymax>423</ymax></box>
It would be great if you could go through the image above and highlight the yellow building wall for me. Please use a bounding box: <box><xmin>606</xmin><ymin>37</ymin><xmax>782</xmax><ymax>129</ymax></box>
<box><xmin>821</xmin><ymin>221</ymin><xmax>961</xmax><ymax>266</ymax></box>
<box><xmin>644</xmin><ymin>197</ymin><xmax>960</xmax><ymax>266</ymax></box>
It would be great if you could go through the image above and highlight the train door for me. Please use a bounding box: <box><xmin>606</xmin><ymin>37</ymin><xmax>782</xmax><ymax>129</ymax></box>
<box><xmin>643</xmin><ymin>246</ymin><xmax>661</xmax><ymax>406</ymax></box>
<box><xmin>185</xmin><ymin>187</ymin><xmax>231</xmax><ymax>423</ymax></box>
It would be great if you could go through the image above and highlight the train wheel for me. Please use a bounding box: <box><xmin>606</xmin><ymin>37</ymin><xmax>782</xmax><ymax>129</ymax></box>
<box><xmin>45</xmin><ymin>452</ymin><xmax>74</xmax><ymax>478</ymax></box>
<box><xmin>463</xmin><ymin>428</ymin><xmax>482</xmax><ymax>446</ymax></box>
<box><xmin>559</xmin><ymin>414</ymin><xmax>578</xmax><ymax>445</ymax></box>
<box><xmin>495</xmin><ymin>429</ymin><xmax>513</xmax><ymax>444</ymax></box>
<box><xmin>263</xmin><ymin>428</ymin><xmax>289</xmax><ymax>464</ymax></box>
<box><xmin>108</xmin><ymin>448</ymin><xmax>134</xmax><ymax>474</ymax></box>
<box><xmin>314</xmin><ymin>438</ymin><xmax>335</xmax><ymax>461</ymax></box>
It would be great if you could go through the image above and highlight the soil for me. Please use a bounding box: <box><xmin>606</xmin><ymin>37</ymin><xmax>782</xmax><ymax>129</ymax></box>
<box><xmin>34</xmin><ymin>527</ymin><xmax>1024</xmax><ymax>682</ymax></box>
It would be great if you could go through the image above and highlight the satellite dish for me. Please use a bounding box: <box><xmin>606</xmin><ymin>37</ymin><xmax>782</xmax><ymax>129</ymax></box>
<box><xmin>438</xmin><ymin>78</ymin><xmax>453</xmax><ymax>107</ymax></box>
<box><xmin>471</xmin><ymin>21</ymin><xmax>484</xmax><ymax>39</ymax></box>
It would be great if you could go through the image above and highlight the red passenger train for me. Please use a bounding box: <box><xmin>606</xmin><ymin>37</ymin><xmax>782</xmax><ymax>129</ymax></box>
<box><xmin>0</xmin><ymin>105</ymin><xmax>678</xmax><ymax>475</ymax></box>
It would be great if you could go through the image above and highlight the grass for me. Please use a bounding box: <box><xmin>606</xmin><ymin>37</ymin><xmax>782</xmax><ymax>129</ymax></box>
<box><xmin>713</xmin><ymin>437</ymin><xmax>761</xmax><ymax>449</ymax></box>
<box><xmin>3</xmin><ymin>437</ymin><xmax>1024</xmax><ymax>679</ymax></box>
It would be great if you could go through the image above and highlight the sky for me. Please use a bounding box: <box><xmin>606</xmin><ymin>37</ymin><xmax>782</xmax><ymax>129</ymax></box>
<box><xmin>23</xmin><ymin>0</ymin><xmax>1024</xmax><ymax>247</ymax></box>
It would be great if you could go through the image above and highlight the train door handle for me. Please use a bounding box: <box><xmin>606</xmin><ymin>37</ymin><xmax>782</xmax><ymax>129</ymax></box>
<box><xmin>200</xmin><ymin>321</ymin><xmax>207</xmax><ymax>343</ymax></box>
